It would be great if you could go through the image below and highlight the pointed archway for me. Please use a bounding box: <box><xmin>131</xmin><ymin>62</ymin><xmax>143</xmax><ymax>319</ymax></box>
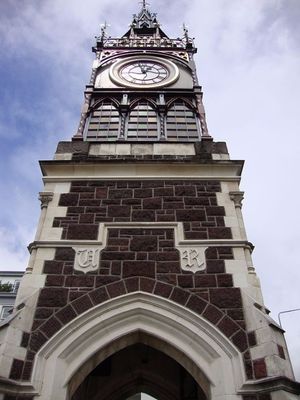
<box><xmin>30</xmin><ymin>293</ymin><xmax>245</xmax><ymax>399</ymax></box>
<box><xmin>71</xmin><ymin>343</ymin><xmax>207</xmax><ymax>400</ymax></box>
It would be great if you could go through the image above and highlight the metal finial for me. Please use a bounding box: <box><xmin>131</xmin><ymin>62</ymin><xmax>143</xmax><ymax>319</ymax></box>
<box><xmin>182</xmin><ymin>23</ymin><xmax>189</xmax><ymax>39</ymax></box>
<box><xmin>139</xmin><ymin>0</ymin><xmax>150</xmax><ymax>9</ymax></box>
<box><xmin>100</xmin><ymin>21</ymin><xmax>110</xmax><ymax>42</ymax></box>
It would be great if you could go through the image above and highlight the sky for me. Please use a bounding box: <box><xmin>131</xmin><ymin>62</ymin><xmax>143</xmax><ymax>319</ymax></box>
<box><xmin>0</xmin><ymin>0</ymin><xmax>299</xmax><ymax>381</ymax></box>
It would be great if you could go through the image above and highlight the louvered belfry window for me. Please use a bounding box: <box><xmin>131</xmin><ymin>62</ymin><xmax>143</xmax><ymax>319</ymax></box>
<box><xmin>86</xmin><ymin>101</ymin><xmax>120</xmax><ymax>140</ymax></box>
<box><xmin>127</xmin><ymin>101</ymin><xmax>158</xmax><ymax>140</ymax></box>
<box><xmin>166</xmin><ymin>100</ymin><xmax>199</xmax><ymax>140</ymax></box>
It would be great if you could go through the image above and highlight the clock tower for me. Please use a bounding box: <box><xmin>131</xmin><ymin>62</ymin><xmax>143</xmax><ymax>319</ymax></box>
<box><xmin>0</xmin><ymin>3</ymin><xmax>299</xmax><ymax>400</ymax></box>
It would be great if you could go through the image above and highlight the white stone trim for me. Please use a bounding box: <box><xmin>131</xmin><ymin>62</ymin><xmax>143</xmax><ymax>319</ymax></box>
<box><xmin>31</xmin><ymin>293</ymin><xmax>245</xmax><ymax>400</ymax></box>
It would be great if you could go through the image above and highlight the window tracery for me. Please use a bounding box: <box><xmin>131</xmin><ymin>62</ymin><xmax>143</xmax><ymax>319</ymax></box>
<box><xmin>86</xmin><ymin>101</ymin><xmax>120</xmax><ymax>140</ymax></box>
<box><xmin>127</xmin><ymin>101</ymin><xmax>158</xmax><ymax>140</ymax></box>
<box><xmin>166</xmin><ymin>100</ymin><xmax>199</xmax><ymax>141</ymax></box>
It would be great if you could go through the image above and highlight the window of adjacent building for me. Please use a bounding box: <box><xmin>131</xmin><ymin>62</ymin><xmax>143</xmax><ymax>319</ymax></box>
<box><xmin>166</xmin><ymin>100</ymin><xmax>199</xmax><ymax>140</ymax></box>
<box><xmin>86</xmin><ymin>102</ymin><xmax>120</xmax><ymax>140</ymax></box>
<box><xmin>0</xmin><ymin>306</ymin><xmax>13</xmax><ymax>320</ymax></box>
<box><xmin>13</xmin><ymin>280</ymin><xmax>20</xmax><ymax>293</ymax></box>
<box><xmin>127</xmin><ymin>101</ymin><xmax>158</xmax><ymax>140</ymax></box>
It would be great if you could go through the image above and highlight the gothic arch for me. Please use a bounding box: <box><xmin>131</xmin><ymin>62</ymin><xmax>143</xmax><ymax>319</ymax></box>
<box><xmin>129</xmin><ymin>97</ymin><xmax>157</xmax><ymax>110</ymax></box>
<box><xmin>166</xmin><ymin>97</ymin><xmax>197</xmax><ymax>112</ymax></box>
<box><xmin>29</xmin><ymin>292</ymin><xmax>245</xmax><ymax>400</ymax></box>
<box><xmin>90</xmin><ymin>97</ymin><xmax>120</xmax><ymax>113</ymax></box>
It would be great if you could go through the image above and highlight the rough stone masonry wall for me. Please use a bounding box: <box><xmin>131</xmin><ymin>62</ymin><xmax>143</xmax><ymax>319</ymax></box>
<box><xmin>8</xmin><ymin>179</ymin><xmax>270</xmax><ymax>394</ymax></box>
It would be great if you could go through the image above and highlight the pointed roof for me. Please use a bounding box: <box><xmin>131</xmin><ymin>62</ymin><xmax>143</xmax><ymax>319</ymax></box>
<box><xmin>123</xmin><ymin>1</ymin><xmax>168</xmax><ymax>38</ymax></box>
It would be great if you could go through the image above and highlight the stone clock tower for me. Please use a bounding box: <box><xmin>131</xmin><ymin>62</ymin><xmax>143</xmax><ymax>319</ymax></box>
<box><xmin>0</xmin><ymin>2</ymin><xmax>299</xmax><ymax>400</ymax></box>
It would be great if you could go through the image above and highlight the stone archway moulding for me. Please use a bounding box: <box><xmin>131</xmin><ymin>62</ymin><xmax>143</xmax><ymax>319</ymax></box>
<box><xmin>30</xmin><ymin>293</ymin><xmax>245</xmax><ymax>400</ymax></box>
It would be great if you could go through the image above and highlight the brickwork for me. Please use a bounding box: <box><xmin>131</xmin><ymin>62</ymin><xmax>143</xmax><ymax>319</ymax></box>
<box><xmin>53</xmin><ymin>180</ymin><xmax>232</xmax><ymax>240</ymax></box>
<box><xmin>10</xmin><ymin>179</ymin><xmax>261</xmax><ymax>383</ymax></box>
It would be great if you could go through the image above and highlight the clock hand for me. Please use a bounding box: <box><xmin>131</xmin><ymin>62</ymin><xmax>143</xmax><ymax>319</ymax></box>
<box><xmin>138</xmin><ymin>62</ymin><xmax>147</xmax><ymax>74</ymax></box>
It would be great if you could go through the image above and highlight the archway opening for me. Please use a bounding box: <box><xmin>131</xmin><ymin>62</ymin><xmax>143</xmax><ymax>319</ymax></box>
<box><xmin>71</xmin><ymin>343</ymin><xmax>207</xmax><ymax>400</ymax></box>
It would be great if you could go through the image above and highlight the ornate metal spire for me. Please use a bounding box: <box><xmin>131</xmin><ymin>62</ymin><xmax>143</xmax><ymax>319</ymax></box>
<box><xmin>132</xmin><ymin>0</ymin><xmax>158</xmax><ymax>29</ymax></box>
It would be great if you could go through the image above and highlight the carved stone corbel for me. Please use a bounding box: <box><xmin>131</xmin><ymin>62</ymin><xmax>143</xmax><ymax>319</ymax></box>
<box><xmin>229</xmin><ymin>191</ymin><xmax>244</xmax><ymax>209</ymax></box>
<box><xmin>38</xmin><ymin>192</ymin><xmax>54</xmax><ymax>209</ymax></box>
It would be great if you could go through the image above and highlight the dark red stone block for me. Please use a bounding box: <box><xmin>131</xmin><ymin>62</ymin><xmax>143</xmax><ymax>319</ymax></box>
<box><xmin>170</xmin><ymin>288</ymin><xmax>190</xmax><ymax>305</ymax></box>
<box><xmin>43</xmin><ymin>260</ymin><xmax>63</xmax><ymax>274</ymax></box>
<box><xmin>149</xmin><ymin>251</ymin><xmax>179</xmax><ymax>261</ymax></box>
<box><xmin>40</xmin><ymin>316</ymin><xmax>63</xmax><ymax>338</ymax></box>
<box><xmin>157</xmin><ymin>274</ymin><xmax>177</xmax><ymax>285</ymax></box>
<box><xmin>89</xmin><ymin>287</ymin><xmax>109</xmax><ymax>305</ymax></box>
<box><xmin>156</xmin><ymin>215</ymin><xmax>176</xmax><ymax>222</ymax></box>
<box><xmin>134</xmin><ymin>188</ymin><xmax>152</xmax><ymax>198</ymax></box>
<box><xmin>66</xmin><ymin>224</ymin><xmax>98</xmax><ymax>240</ymax></box>
<box><xmin>95</xmin><ymin>276</ymin><xmax>120</xmax><ymax>286</ymax></box>
<box><xmin>20</xmin><ymin>332</ymin><xmax>30</xmax><ymax>348</ymax></box>
<box><xmin>123</xmin><ymin>261</ymin><xmax>155</xmax><ymax>278</ymax></box>
<box><xmin>110</xmin><ymin>189</ymin><xmax>132</xmax><ymax>199</ymax></box>
<box><xmin>59</xmin><ymin>193</ymin><xmax>79</xmax><ymax>207</ymax></box>
<box><xmin>217</xmin><ymin>274</ymin><xmax>233</xmax><ymax>287</ymax></box>
<box><xmin>154</xmin><ymin>188</ymin><xmax>174</xmax><ymax>196</ymax></box>
<box><xmin>9</xmin><ymin>359</ymin><xmax>24</xmax><ymax>380</ymax></box>
<box><xmin>29</xmin><ymin>331</ymin><xmax>48</xmax><ymax>352</ymax></box>
<box><xmin>176</xmin><ymin>209</ymin><xmax>206</xmax><ymax>222</ymax></box>
<box><xmin>186</xmin><ymin>295</ymin><xmax>207</xmax><ymax>315</ymax></box>
<box><xmin>55</xmin><ymin>248</ymin><xmax>75</xmax><ymax>261</ymax></box>
<box><xmin>175</xmin><ymin>186</ymin><xmax>196</xmax><ymax>196</ymax></box>
<box><xmin>101</xmin><ymin>251</ymin><xmax>135</xmax><ymax>260</ymax></box>
<box><xmin>95</xmin><ymin>187</ymin><xmax>108</xmax><ymax>198</ymax></box>
<box><xmin>185</xmin><ymin>197</ymin><xmax>210</xmax><ymax>206</ymax></box>
<box><xmin>178</xmin><ymin>275</ymin><xmax>194</xmax><ymax>288</ymax></box>
<box><xmin>130</xmin><ymin>236</ymin><xmax>157</xmax><ymax>251</ymax></box>
<box><xmin>206</xmin><ymin>206</ymin><xmax>225</xmax><ymax>216</ymax></box>
<box><xmin>185</xmin><ymin>231</ymin><xmax>208</xmax><ymax>240</ymax></box>
<box><xmin>217</xmin><ymin>316</ymin><xmax>240</xmax><ymax>338</ymax></box>
<box><xmin>56</xmin><ymin>304</ymin><xmax>77</xmax><ymax>324</ymax></box>
<box><xmin>34</xmin><ymin>308</ymin><xmax>53</xmax><ymax>319</ymax></box>
<box><xmin>205</xmin><ymin>248</ymin><xmax>218</xmax><ymax>259</ymax></box>
<box><xmin>202</xmin><ymin>304</ymin><xmax>223</xmax><ymax>324</ymax></box>
<box><xmin>157</xmin><ymin>261</ymin><xmax>181</xmax><ymax>273</ymax></box>
<box><xmin>210</xmin><ymin>288</ymin><xmax>242</xmax><ymax>308</ymax></box>
<box><xmin>143</xmin><ymin>197</ymin><xmax>162</xmax><ymax>209</ymax></box>
<box><xmin>142</xmin><ymin>181</ymin><xmax>163</xmax><ymax>188</ymax></box>
<box><xmin>79</xmin><ymin>214</ymin><xmax>95</xmax><ymax>223</ymax></box>
<box><xmin>22</xmin><ymin>361</ymin><xmax>33</xmax><ymax>380</ymax></box>
<box><xmin>248</xmin><ymin>331</ymin><xmax>257</xmax><ymax>347</ymax></box>
<box><xmin>140</xmin><ymin>278</ymin><xmax>155</xmax><ymax>293</ymax></box>
<box><xmin>45</xmin><ymin>275</ymin><xmax>65</xmax><ymax>287</ymax></box>
<box><xmin>227</xmin><ymin>309</ymin><xmax>244</xmax><ymax>321</ymax></box>
<box><xmin>132</xmin><ymin>210</ymin><xmax>155</xmax><ymax>221</ymax></box>
<box><xmin>78</xmin><ymin>199</ymin><xmax>100</xmax><ymax>207</ymax></box>
<box><xmin>195</xmin><ymin>275</ymin><xmax>217</xmax><ymax>288</ymax></box>
<box><xmin>108</xmin><ymin>205</ymin><xmax>130</xmax><ymax>217</ymax></box>
<box><xmin>107</xmin><ymin>281</ymin><xmax>126</xmax><ymax>298</ymax></box>
<box><xmin>125</xmin><ymin>277</ymin><xmax>139</xmax><ymax>293</ymax></box>
<box><xmin>65</xmin><ymin>275</ymin><xmax>95</xmax><ymax>287</ymax></box>
<box><xmin>231</xmin><ymin>329</ymin><xmax>249</xmax><ymax>352</ymax></box>
<box><xmin>154</xmin><ymin>282</ymin><xmax>173</xmax><ymax>298</ymax></box>
<box><xmin>72</xmin><ymin>294</ymin><xmax>93</xmax><ymax>315</ymax></box>
<box><xmin>208</xmin><ymin>227</ymin><xmax>232</xmax><ymax>239</ymax></box>
<box><xmin>253</xmin><ymin>358</ymin><xmax>267</xmax><ymax>379</ymax></box>
<box><xmin>38</xmin><ymin>288</ymin><xmax>68</xmax><ymax>307</ymax></box>
<box><xmin>206</xmin><ymin>260</ymin><xmax>225</xmax><ymax>274</ymax></box>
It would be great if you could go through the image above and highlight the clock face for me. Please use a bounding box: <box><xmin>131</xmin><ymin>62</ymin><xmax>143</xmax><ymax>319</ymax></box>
<box><xmin>120</xmin><ymin>61</ymin><xmax>169</xmax><ymax>85</ymax></box>
<box><xmin>109</xmin><ymin>56</ymin><xmax>179</xmax><ymax>88</ymax></box>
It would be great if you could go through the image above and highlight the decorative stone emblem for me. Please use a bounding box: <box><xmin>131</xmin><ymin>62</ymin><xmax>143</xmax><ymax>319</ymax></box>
<box><xmin>179</xmin><ymin>247</ymin><xmax>207</xmax><ymax>273</ymax></box>
<box><xmin>72</xmin><ymin>246</ymin><xmax>100</xmax><ymax>274</ymax></box>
